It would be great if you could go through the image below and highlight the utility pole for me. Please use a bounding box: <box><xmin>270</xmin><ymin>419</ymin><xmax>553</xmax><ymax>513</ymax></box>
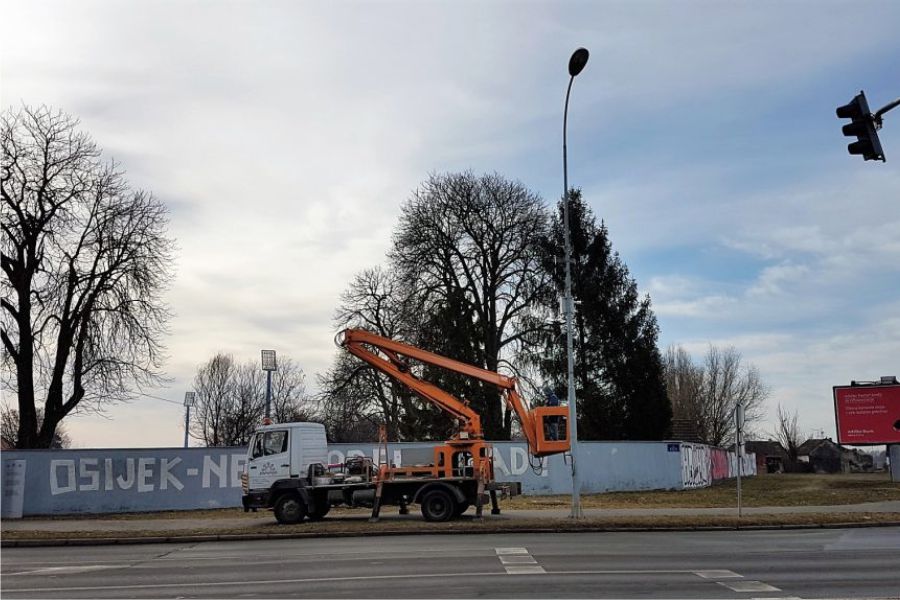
<box><xmin>562</xmin><ymin>47</ymin><xmax>589</xmax><ymax>519</ymax></box>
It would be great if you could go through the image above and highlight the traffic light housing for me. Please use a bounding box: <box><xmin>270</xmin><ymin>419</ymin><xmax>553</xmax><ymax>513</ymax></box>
<box><xmin>836</xmin><ymin>91</ymin><xmax>885</xmax><ymax>161</ymax></box>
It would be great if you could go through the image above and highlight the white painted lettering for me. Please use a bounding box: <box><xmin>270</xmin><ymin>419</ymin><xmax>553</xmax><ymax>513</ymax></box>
<box><xmin>327</xmin><ymin>451</ymin><xmax>345</xmax><ymax>465</ymax></box>
<box><xmin>160</xmin><ymin>458</ymin><xmax>183</xmax><ymax>491</ymax></box>
<box><xmin>510</xmin><ymin>447</ymin><xmax>528</xmax><ymax>475</ymax></box>
<box><xmin>138</xmin><ymin>458</ymin><xmax>155</xmax><ymax>492</ymax></box>
<box><xmin>230</xmin><ymin>454</ymin><xmax>246</xmax><ymax>487</ymax></box>
<box><xmin>104</xmin><ymin>458</ymin><xmax>114</xmax><ymax>490</ymax></box>
<box><xmin>493</xmin><ymin>450</ymin><xmax>510</xmax><ymax>476</ymax></box>
<box><xmin>79</xmin><ymin>458</ymin><xmax>100</xmax><ymax>491</ymax></box>
<box><xmin>50</xmin><ymin>460</ymin><xmax>76</xmax><ymax>495</ymax></box>
<box><xmin>116</xmin><ymin>458</ymin><xmax>136</xmax><ymax>490</ymax></box>
<box><xmin>203</xmin><ymin>455</ymin><xmax>228</xmax><ymax>488</ymax></box>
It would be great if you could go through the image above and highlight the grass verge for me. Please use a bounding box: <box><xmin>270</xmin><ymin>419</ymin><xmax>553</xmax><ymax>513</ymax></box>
<box><xmin>504</xmin><ymin>473</ymin><xmax>900</xmax><ymax>509</ymax></box>
<box><xmin>3</xmin><ymin>512</ymin><xmax>899</xmax><ymax>543</ymax></box>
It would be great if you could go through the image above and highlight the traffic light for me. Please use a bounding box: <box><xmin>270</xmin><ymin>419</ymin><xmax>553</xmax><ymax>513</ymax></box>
<box><xmin>836</xmin><ymin>91</ymin><xmax>885</xmax><ymax>161</ymax></box>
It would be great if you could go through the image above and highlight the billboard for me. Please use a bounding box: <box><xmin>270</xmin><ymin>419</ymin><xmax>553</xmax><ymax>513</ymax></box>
<box><xmin>833</xmin><ymin>384</ymin><xmax>900</xmax><ymax>445</ymax></box>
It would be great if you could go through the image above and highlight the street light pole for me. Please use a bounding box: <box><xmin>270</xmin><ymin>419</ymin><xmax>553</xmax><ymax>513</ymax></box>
<box><xmin>261</xmin><ymin>350</ymin><xmax>277</xmax><ymax>420</ymax></box>
<box><xmin>183</xmin><ymin>392</ymin><xmax>195</xmax><ymax>449</ymax></box>
<box><xmin>563</xmin><ymin>47</ymin><xmax>589</xmax><ymax>519</ymax></box>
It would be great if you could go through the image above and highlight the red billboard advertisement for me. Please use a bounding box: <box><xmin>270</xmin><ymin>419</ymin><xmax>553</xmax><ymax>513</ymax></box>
<box><xmin>833</xmin><ymin>384</ymin><xmax>900</xmax><ymax>445</ymax></box>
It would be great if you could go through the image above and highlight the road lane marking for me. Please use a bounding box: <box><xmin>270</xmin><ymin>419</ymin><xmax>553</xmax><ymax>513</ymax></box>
<box><xmin>7</xmin><ymin>565</ymin><xmax>122</xmax><ymax>576</ymax></box>
<box><xmin>1</xmin><ymin>571</ymin><xmax>510</xmax><ymax>593</ymax></box>
<box><xmin>694</xmin><ymin>569</ymin><xmax>742</xmax><ymax>579</ymax></box>
<box><xmin>498</xmin><ymin>555</ymin><xmax>537</xmax><ymax>565</ymax></box>
<box><xmin>495</xmin><ymin>546</ymin><xmax>543</xmax><ymax>574</ymax></box>
<box><xmin>504</xmin><ymin>566</ymin><xmax>546</xmax><ymax>575</ymax></box>
<box><xmin>494</xmin><ymin>547</ymin><xmax>529</xmax><ymax>555</ymax></box>
<box><xmin>1</xmin><ymin>569</ymin><xmax>714</xmax><ymax>594</ymax></box>
<box><xmin>718</xmin><ymin>580</ymin><xmax>782</xmax><ymax>592</ymax></box>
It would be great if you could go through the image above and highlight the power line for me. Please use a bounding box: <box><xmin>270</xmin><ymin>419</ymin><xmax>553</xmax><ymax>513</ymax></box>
<box><xmin>136</xmin><ymin>392</ymin><xmax>183</xmax><ymax>406</ymax></box>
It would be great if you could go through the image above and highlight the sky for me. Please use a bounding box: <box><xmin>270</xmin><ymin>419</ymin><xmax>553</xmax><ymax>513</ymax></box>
<box><xmin>2</xmin><ymin>0</ymin><xmax>898</xmax><ymax>449</ymax></box>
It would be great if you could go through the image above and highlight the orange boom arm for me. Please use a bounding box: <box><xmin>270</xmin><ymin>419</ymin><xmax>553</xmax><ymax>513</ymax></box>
<box><xmin>338</xmin><ymin>328</ymin><xmax>569</xmax><ymax>457</ymax></box>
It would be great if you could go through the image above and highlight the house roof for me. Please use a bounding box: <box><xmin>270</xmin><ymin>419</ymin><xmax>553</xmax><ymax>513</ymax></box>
<box><xmin>797</xmin><ymin>438</ymin><xmax>843</xmax><ymax>456</ymax></box>
<box><xmin>744</xmin><ymin>440</ymin><xmax>788</xmax><ymax>457</ymax></box>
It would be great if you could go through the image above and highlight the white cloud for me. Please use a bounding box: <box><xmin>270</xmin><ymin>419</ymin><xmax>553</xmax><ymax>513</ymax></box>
<box><xmin>2</xmin><ymin>1</ymin><xmax>898</xmax><ymax>447</ymax></box>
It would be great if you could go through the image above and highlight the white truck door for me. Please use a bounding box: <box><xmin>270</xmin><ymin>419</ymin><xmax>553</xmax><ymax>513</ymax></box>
<box><xmin>247</xmin><ymin>429</ymin><xmax>291</xmax><ymax>489</ymax></box>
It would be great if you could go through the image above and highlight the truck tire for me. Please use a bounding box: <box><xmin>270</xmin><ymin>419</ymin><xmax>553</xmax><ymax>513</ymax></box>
<box><xmin>454</xmin><ymin>501</ymin><xmax>470</xmax><ymax>516</ymax></box>
<box><xmin>420</xmin><ymin>488</ymin><xmax>455</xmax><ymax>522</ymax></box>
<box><xmin>273</xmin><ymin>493</ymin><xmax>307</xmax><ymax>525</ymax></box>
<box><xmin>307</xmin><ymin>496</ymin><xmax>331</xmax><ymax>520</ymax></box>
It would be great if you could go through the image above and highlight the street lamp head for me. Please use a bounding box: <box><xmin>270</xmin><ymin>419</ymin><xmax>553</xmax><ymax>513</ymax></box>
<box><xmin>568</xmin><ymin>47</ymin><xmax>589</xmax><ymax>77</ymax></box>
<box><xmin>183</xmin><ymin>391</ymin><xmax>196</xmax><ymax>407</ymax></box>
<box><xmin>261</xmin><ymin>349</ymin><xmax>277</xmax><ymax>371</ymax></box>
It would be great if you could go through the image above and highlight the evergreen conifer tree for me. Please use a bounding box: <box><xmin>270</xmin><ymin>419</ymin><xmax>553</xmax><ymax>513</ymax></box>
<box><xmin>540</xmin><ymin>190</ymin><xmax>671</xmax><ymax>440</ymax></box>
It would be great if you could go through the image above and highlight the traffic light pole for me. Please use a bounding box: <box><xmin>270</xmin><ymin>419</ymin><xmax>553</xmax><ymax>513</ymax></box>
<box><xmin>874</xmin><ymin>97</ymin><xmax>900</xmax><ymax>126</ymax></box>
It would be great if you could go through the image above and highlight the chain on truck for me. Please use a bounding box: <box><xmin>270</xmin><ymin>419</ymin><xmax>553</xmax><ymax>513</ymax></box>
<box><xmin>241</xmin><ymin>328</ymin><xmax>571</xmax><ymax>524</ymax></box>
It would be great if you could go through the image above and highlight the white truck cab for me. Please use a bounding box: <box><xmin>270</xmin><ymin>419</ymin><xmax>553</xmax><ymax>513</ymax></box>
<box><xmin>242</xmin><ymin>422</ymin><xmax>331</xmax><ymax>522</ymax></box>
<box><xmin>245</xmin><ymin>422</ymin><xmax>327</xmax><ymax>490</ymax></box>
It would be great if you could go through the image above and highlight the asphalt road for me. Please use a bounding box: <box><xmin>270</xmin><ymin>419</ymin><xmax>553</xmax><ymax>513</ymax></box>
<box><xmin>3</xmin><ymin>528</ymin><xmax>899</xmax><ymax>599</ymax></box>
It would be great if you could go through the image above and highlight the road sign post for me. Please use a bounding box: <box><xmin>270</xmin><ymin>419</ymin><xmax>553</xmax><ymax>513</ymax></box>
<box><xmin>735</xmin><ymin>403</ymin><xmax>744</xmax><ymax>518</ymax></box>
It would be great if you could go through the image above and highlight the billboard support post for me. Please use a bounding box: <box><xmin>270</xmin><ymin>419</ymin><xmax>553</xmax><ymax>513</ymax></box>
<box><xmin>890</xmin><ymin>445</ymin><xmax>900</xmax><ymax>483</ymax></box>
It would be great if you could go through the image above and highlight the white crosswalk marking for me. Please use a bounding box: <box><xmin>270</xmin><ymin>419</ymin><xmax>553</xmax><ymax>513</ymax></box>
<box><xmin>503</xmin><ymin>565</ymin><xmax>546</xmax><ymax>575</ymax></box>
<box><xmin>718</xmin><ymin>580</ymin><xmax>782</xmax><ymax>593</ymax></box>
<box><xmin>694</xmin><ymin>569</ymin><xmax>742</xmax><ymax>579</ymax></box>
<box><xmin>494</xmin><ymin>547</ymin><xmax>529</xmax><ymax>555</ymax></box>
<box><xmin>498</xmin><ymin>555</ymin><xmax>538</xmax><ymax>564</ymax></box>
<box><xmin>495</xmin><ymin>547</ymin><xmax>544</xmax><ymax>575</ymax></box>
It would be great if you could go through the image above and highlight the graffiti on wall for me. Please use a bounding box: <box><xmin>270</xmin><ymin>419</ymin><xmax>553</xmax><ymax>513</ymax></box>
<box><xmin>710</xmin><ymin>448</ymin><xmax>730</xmax><ymax>481</ymax></box>
<box><xmin>680</xmin><ymin>443</ymin><xmax>711</xmax><ymax>488</ymax></box>
<box><xmin>681</xmin><ymin>444</ymin><xmax>758</xmax><ymax>488</ymax></box>
<box><xmin>729</xmin><ymin>452</ymin><xmax>757</xmax><ymax>477</ymax></box>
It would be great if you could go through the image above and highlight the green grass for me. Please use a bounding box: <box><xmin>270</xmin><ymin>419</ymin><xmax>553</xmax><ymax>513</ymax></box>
<box><xmin>504</xmin><ymin>473</ymin><xmax>900</xmax><ymax>510</ymax></box>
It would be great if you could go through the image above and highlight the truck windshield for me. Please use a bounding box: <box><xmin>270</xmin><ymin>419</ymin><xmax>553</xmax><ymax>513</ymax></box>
<box><xmin>250</xmin><ymin>430</ymin><xmax>288</xmax><ymax>459</ymax></box>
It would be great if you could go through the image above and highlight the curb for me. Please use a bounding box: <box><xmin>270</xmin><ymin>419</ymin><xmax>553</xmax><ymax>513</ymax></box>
<box><xmin>4</xmin><ymin>520</ymin><xmax>900</xmax><ymax>548</ymax></box>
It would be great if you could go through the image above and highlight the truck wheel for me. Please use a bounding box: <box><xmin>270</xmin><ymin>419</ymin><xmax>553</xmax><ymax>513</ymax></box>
<box><xmin>420</xmin><ymin>488</ymin><xmax>455</xmax><ymax>522</ymax></box>
<box><xmin>308</xmin><ymin>500</ymin><xmax>331</xmax><ymax>521</ymax></box>
<box><xmin>273</xmin><ymin>493</ymin><xmax>307</xmax><ymax>524</ymax></box>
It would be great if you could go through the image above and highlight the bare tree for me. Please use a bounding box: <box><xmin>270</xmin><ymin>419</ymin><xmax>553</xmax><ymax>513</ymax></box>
<box><xmin>320</xmin><ymin>266</ymin><xmax>416</xmax><ymax>440</ymax></box>
<box><xmin>774</xmin><ymin>403</ymin><xmax>801</xmax><ymax>468</ymax></box>
<box><xmin>317</xmin><ymin>353</ymin><xmax>388</xmax><ymax>443</ymax></box>
<box><xmin>700</xmin><ymin>345</ymin><xmax>768</xmax><ymax>446</ymax></box>
<box><xmin>190</xmin><ymin>353</ymin><xmax>313</xmax><ymax>446</ymax></box>
<box><xmin>268</xmin><ymin>358</ymin><xmax>314</xmax><ymax>424</ymax></box>
<box><xmin>390</xmin><ymin>172</ymin><xmax>553</xmax><ymax>439</ymax></box>
<box><xmin>664</xmin><ymin>345</ymin><xmax>706</xmax><ymax>435</ymax></box>
<box><xmin>191</xmin><ymin>354</ymin><xmax>238</xmax><ymax>447</ymax></box>
<box><xmin>1</xmin><ymin>405</ymin><xmax>71</xmax><ymax>448</ymax></box>
<box><xmin>2</xmin><ymin>106</ymin><xmax>173</xmax><ymax>448</ymax></box>
<box><xmin>664</xmin><ymin>344</ymin><xmax>768</xmax><ymax>447</ymax></box>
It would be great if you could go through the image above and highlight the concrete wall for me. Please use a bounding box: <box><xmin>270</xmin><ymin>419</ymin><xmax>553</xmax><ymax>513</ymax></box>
<box><xmin>1</xmin><ymin>441</ymin><xmax>754</xmax><ymax>516</ymax></box>
<box><xmin>1</xmin><ymin>447</ymin><xmax>247</xmax><ymax>516</ymax></box>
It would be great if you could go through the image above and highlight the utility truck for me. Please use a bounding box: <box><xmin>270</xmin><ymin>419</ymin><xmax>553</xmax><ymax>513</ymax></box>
<box><xmin>241</xmin><ymin>328</ymin><xmax>570</xmax><ymax>524</ymax></box>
